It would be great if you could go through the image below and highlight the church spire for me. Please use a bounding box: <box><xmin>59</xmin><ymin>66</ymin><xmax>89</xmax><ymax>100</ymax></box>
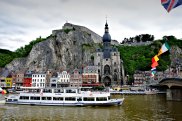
<box><xmin>105</xmin><ymin>20</ymin><xmax>109</xmax><ymax>33</ymax></box>
<box><xmin>103</xmin><ymin>20</ymin><xmax>111</xmax><ymax>43</ymax></box>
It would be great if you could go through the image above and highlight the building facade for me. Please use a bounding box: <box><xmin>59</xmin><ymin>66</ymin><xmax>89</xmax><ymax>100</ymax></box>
<box><xmin>57</xmin><ymin>71</ymin><xmax>70</xmax><ymax>87</ymax></box>
<box><xmin>70</xmin><ymin>69</ymin><xmax>82</xmax><ymax>87</ymax></box>
<box><xmin>32</xmin><ymin>73</ymin><xmax>46</xmax><ymax>88</ymax></box>
<box><xmin>5</xmin><ymin>74</ymin><xmax>13</xmax><ymax>88</ymax></box>
<box><xmin>94</xmin><ymin>22</ymin><xmax>125</xmax><ymax>87</ymax></box>
<box><xmin>50</xmin><ymin>72</ymin><xmax>58</xmax><ymax>88</ymax></box>
<box><xmin>82</xmin><ymin>66</ymin><xmax>99</xmax><ymax>85</ymax></box>
<box><xmin>15</xmin><ymin>71</ymin><xmax>24</xmax><ymax>89</ymax></box>
<box><xmin>23</xmin><ymin>70</ymin><xmax>33</xmax><ymax>87</ymax></box>
<box><xmin>0</xmin><ymin>77</ymin><xmax>6</xmax><ymax>88</ymax></box>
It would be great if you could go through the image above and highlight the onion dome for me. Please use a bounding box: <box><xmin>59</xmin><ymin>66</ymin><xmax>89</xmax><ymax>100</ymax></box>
<box><xmin>103</xmin><ymin>22</ymin><xmax>111</xmax><ymax>42</ymax></box>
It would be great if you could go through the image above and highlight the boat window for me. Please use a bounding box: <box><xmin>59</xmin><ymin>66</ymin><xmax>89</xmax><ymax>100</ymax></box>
<box><xmin>83</xmin><ymin>97</ymin><xmax>95</xmax><ymax>101</ymax></box>
<box><xmin>108</xmin><ymin>96</ymin><xmax>111</xmax><ymax>100</ymax></box>
<box><xmin>96</xmin><ymin>97</ymin><xmax>107</xmax><ymax>101</ymax></box>
<box><xmin>77</xmin><ymin>97</ymin><xmax>82</xmax><ymax>101</ymax></box>
<box><xmin>41</xmin><ymin>97</ymin><xmax>52</xmax><ymax>100</ymax></box>
<box><xmin>30</xmin><ymin>96</ymin><xmax>40</xmax><ymax>100</ymax></box>
<box><xmin>65</xmin><ymin>97</ymin><xmax>76</xmax><ymax>101</ymax></box>
<box><xmin>7</xmin><ymin>99</ymin><xmax>12</xmax><ymax>102</ymax></box>
<box><xmin>43</xmin><ymin>89</ymin><xmax>52</xmax><ymax>93</ymax></box>
<box><xmin>66</xmin><ymin>89</ymin><xmax>76</xmax><ymax>93</ymax></box>
<box><xmin>54</xmin><ymin>89</ymin><xmax>63</xmax><ymax>93</ymax></box>
<box><xmin>53</xmin><ymin>97</ymin><xmax>63</xmax><ymax>101</ymax></box>
<box><xmin>14</xmin><ymin>99</ymin><xmax>18</xmax><ymax>101</ymax></box>
<box><xmin>20</xmin><ymin>96</ymin><xmax>29</xmax><ymax>100</ymax></box>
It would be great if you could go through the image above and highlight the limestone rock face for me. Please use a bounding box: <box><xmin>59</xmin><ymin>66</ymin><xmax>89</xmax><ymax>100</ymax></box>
<box><xmin>170</xmin><ymin>46</ymin><xmax>182</xmax><ymax>67</ymax></box>
<box><xmin>6</xmin><ymin>23</ymin><xmax>103</xmax><ymax>72</ymax></box>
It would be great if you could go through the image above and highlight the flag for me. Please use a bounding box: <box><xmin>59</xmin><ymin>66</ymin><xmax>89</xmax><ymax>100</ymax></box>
<box><xmin>151</xmin><ymin>61</ymin><xmax>159</xmax><ymax>68</ymax></box>
<box><xmin>151</xmin><ymin>68</ymin><xmax>157</xmax><ymax>74</ymax></box>
<box><xmin>157</xmin><ymin>42</ymin><xmax>170</xmax><ymax>56</ymax></box>
<box><xmin>150</xmin><ymin>72</ymin><xmax>155</xmax><ymax>77</ymax></box>
<box><xmin>152</xmin><ymin>55</ymin><xmax>159</xmax><ymax>63</ymax></box>
<box><xmin>151</xmin><ymin>67</ymin><xmax>156</xmax><ymax>71</ymax></box>
<box><xmin>161</xmin><ymin>0</ymin><xmax>182</xmax><ymax>12</ymax></box>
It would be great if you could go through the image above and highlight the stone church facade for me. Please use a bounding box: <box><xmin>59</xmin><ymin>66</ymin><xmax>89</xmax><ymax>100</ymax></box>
<box><xmin>94</xmin><ymin>22</ymin><xmax>125</xmax><ymax>87</ymax></box>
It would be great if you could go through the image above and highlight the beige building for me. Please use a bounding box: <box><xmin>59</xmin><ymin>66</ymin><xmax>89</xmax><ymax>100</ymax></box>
<box><xmin>15</xmin><ymin>71</ymin><xmax>25</xmax><ymax>89</ymax></box>
<box><xmin>70</xmin><ymin>69</ymin><xmax>82</xmax><ymax>87</ymax></box>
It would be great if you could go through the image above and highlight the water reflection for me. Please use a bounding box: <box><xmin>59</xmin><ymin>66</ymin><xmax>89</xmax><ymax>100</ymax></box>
<box><xmin>0</xmin><ymin>94</ymin><xmax>182</xmax><ymax>121</ymax></box>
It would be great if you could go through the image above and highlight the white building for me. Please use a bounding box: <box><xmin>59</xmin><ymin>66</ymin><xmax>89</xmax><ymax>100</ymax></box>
<box><xmin>57</xmin><ymin>71</ymin><xmax>70</xmax><ymax>87</ymax></box>
<box><xmin>32</xmin><ymin>73</ymin><xmax>46</xmax><ymax>88</ymax></box>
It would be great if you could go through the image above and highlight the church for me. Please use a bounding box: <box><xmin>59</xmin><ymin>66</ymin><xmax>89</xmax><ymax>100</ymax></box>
<box><xmin>94</xmin><ymin>22</ymin><xmax>125</xmax><ymax>87</ymax></box>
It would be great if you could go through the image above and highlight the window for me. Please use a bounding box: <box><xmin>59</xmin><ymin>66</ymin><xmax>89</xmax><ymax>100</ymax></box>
<box><xmin>65</xmin><ymin>97</ymin><xmax>75</xmax><ymax>101</ymax></box>
<box><xmin>30</xmin><ymin>96</ymin><xmax>40</xmax><ymax>100</ymax></box>
<box><xmin>66</xmin><ymin>89</ymin><xmax>76</xmax><ymax>93</ymax></box>
<box><xmin>53</xmin><ymin>97</ymin><xmax>63</xmax><ymax>101</ymax></box>
<box><xmin>20</xmin><ymin>96</ymin><xmax>29</xmax><ymax>100</ymax></box>
<box><xmin>104</xmin><ymin>65</ymin><xmax>110</xmax><ymax>75</ymax></box>
<box><xmin>96</xmin><ymin>97</ymin><xmax>107</xmax><ymax>101</ymax></box>
<box><xmin>83</xmin><ymin>97</ymin><xmax>95</xmax><ymax>101</ymax></box>
<box><xmin>77</xmin><ymin>97</ymin><xmax>82</xmax><ymax>101</ymax></box>
<box><xmin>41</xmin><ymin>97</ymin><xmax>52</xmax><ymax>100</ymax></box>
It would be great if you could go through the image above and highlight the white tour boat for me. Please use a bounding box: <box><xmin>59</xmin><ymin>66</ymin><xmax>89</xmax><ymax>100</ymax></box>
<box><xmin>5</xmin><ymin>87</ymin><xmax>124</xmax><ymax>106</ymax></box>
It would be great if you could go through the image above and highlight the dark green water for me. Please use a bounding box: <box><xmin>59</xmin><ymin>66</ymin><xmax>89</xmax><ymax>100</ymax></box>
<box><xmin>0</xmin><ymin>94</ymin><xmax>182</xmax><ymax>121</ymax></box>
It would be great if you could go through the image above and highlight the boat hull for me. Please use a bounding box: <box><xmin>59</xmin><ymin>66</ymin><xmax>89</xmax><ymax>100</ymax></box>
<box><xmin>5</xmin><ymin>98</ymin><xmax>124</xmax><ymax>107</ymax></box>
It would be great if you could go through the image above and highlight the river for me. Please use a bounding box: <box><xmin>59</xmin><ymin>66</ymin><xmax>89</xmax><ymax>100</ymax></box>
<box><xmin>0</xmin><ymin>94</ymin><xmax>182</xmax><ymax>121</ymax></box>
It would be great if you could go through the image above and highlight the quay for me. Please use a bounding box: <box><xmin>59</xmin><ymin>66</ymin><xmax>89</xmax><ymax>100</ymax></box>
<box><xmin>111</xmin><ymin>91</ymin><xmax>145</xmax><ymax>95</ymax></box>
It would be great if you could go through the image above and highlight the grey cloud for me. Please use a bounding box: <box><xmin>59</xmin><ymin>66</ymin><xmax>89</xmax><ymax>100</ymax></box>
<box><xmin>0</xmin><ymin>0</ymin><xmax>182</xmax><ymax>51</ymax></box>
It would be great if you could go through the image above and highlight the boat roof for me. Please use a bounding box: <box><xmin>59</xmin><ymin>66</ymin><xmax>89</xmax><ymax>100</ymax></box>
<box><xmin>20</xmin><ymin>87</ymin><xmax>93</xmax><ymax>90</ymax></box>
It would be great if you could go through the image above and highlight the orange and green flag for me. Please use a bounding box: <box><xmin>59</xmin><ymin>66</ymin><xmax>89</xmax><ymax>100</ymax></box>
<box><xmin>158</xmin><ymin>42</ymin><xmax>170</xmax><ymax>56</ymax></box>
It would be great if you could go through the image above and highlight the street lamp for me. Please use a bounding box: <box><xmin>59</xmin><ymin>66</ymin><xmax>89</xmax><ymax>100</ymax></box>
<box><xmin>126</xmin><ymin>75</ymin><xmax>129</xmax><ymax>85</ymax></box>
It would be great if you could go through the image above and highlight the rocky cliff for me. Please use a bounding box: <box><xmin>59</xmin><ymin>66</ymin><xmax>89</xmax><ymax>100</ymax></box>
<box><xmin>6</xmin><ymin>23</ymin><xmax>104</xmax><ymax>72</ymax></box>
<box><xmin>170</xmin><ymin>46</ymin><xmax>182</xmax><ymax>67</ymax></box>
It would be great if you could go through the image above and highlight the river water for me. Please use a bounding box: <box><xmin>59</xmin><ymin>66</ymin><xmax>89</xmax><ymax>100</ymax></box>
<box><xmin>0</xmin><ymin>94</ymin><xmax>182</xmax><ymax>121</ymax></box>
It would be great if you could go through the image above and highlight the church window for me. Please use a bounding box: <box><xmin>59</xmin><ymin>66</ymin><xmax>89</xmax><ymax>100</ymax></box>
<box><xmin>114</xmin><ymin>62</ymin><xmax>117</xmax><ymax>66</ymax></box>
<box><xmin>98</xmin><ymin>63</ymin><xmax>100</xmax><ymax>66</ymax></box>
<box><xmin>114</xmin><ymin>69</ymin><xmax>117</xmax><ymax>72</ymax></box>
<box><xmin>114</xmin><ymin>53</ymin><xmax>116</xmax><ymax>56</ymax></box>
<box><xmin>98</xmin><ymin>69</ymin><xmax>100</xmax><ymax>73</ymax></box>
<box><xmin>104</xmin><ymin>65</ymin><xmax>110</xmax><ymax>75</ymax></box>
<box><xmin>114</xmin><ymin>74</ymin><xmax>117</xmax><ymax>81</ymax></box>
<box><xmin>106</xmin><ymin>59</ymin><xmax>108</xmax><ymax>61</ymax></box>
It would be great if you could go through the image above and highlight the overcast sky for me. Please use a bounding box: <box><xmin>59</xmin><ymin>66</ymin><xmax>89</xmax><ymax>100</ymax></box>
<box><xmin>0</xmin><ymin>0</ymin><xmax>182</xmax><ymax>51</ymax></box>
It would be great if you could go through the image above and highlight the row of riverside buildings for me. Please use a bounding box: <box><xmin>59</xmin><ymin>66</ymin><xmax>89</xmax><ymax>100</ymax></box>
<box><xmin>0</xmin><ymin>66</ymin><xmax>101</xmax><ymax>89</ymax></box>
<box><xmin>133</xmin><ymin>66</ymin><xmax>182</xmax><ymax>86</ymax></box>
